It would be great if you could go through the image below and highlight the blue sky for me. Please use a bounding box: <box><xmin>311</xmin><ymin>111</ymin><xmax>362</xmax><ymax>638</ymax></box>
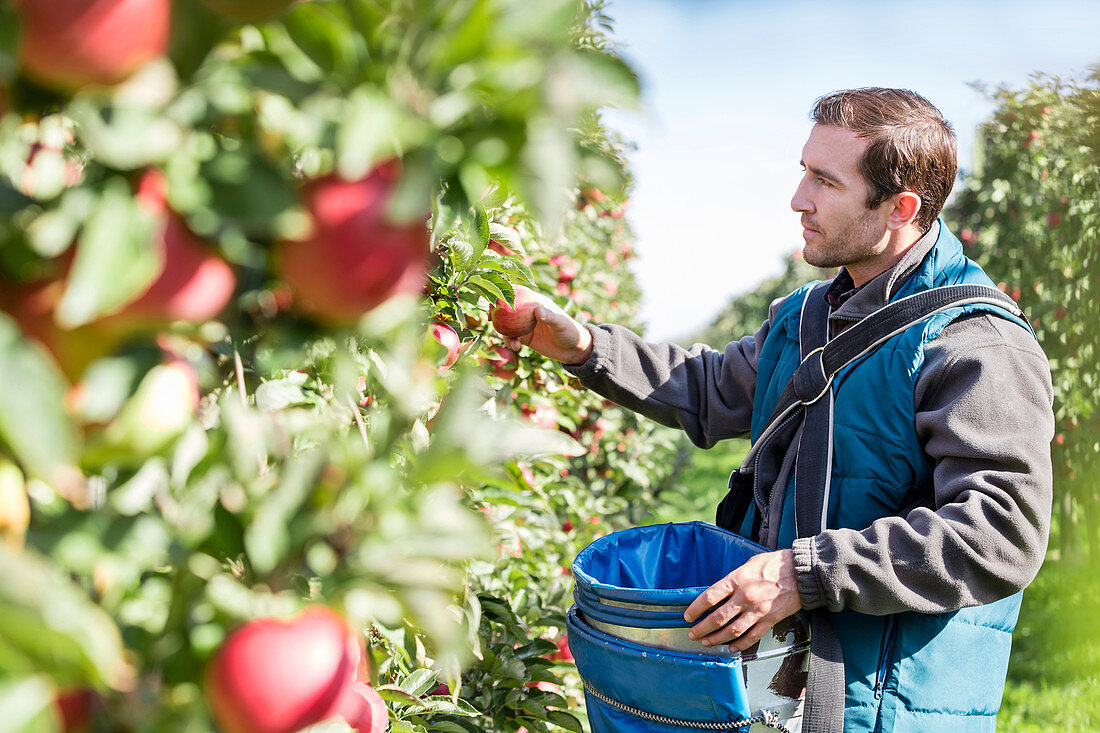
<box><xmin>601</xmin><ymin>0</ymin><xmax>1100</xmax><ymax>341</ymax></box>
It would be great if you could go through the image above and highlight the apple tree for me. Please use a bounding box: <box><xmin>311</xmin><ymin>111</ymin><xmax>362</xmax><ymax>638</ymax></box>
<box><xmin>0</xmin><ymin>1</ymin><xmax>683</xmax><ymax>732</ymax></box>
<box><xmin>944</xmin><ymin>71</ymin><xmax>1100</xmax><ymax>562</ymax></box>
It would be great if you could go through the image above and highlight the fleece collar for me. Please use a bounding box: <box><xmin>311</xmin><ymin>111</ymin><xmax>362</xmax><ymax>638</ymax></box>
<box><xmin>828</xmin><ymin>220</ymin><xmax>942</xmax><ymax>326</ymax></box>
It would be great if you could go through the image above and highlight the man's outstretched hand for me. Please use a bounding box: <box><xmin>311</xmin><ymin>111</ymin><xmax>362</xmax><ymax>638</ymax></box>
<box><xmin>683</xmin><ymin>548</ymin><xmax>803</xmax><ymax>652</ymax></box>
<box><xmin>491</xmin><ymin>285</ymin><xmax>593</xmax><ymax>365</ymax></box>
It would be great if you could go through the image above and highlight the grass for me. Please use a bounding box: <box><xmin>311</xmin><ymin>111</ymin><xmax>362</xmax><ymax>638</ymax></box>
<box><xmin>663</xmin><ymin>442</ymin><xmax>1100</xmax><ymax>730</ymax></box>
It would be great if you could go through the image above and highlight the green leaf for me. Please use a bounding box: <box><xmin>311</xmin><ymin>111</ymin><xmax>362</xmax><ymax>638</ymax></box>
<box><xmin>513</xmin><ymin>638</ymin><xmax>556</xmax><ymax>659</ymax></box>
<box><xmin>398</xmin><ymin>668</ymin><xmax>437</xmax><ymax>697</ymax></box>
<box><xmin>282</xmin><ymin>2</ymin><xmax>361</xmax><ymax>84</ymax></box>
<box><xmin>480</xmin><ymin>249</ymin><xmax>535</xmax><ymax>285</ymax></box>
<box><xmin>421</xmin><ymin>722</ymin><xmax>474</xmax><ymax>733</ymax></box>
<box><xmin>254</xmin><ymin>378</ymin><xmax>310</xmax><ymax>410</ymax></box>
<box><xmin>55</xmin><ymin>178</ymin><xmax>160</xmax><ymax>328</ymax></box>
<box><xmin>0</xmin><ymin>545</ymin><xmax>129</xmax><ymax>688</ymax></box>
<box><xmin>429</xmin><ymin>0</ymin><xmax>491</xmax><ymax>68</ymax></box>
<box><xmin>337</xmin><ymin>88</ymin><xmax>404</xmax><ymax>181</ymax></box>
<box><xmin>244</xmin><ymin>450</ymin><xmax>326</xmax><ymax>575</ymax></box>
<box><xmin>449</xmin><ymin>239</ymin><xmax>475</xmax><ymax>271</ymax></box>
<box><xmin>522</xmin><ymin>117</ymin><xmax>576</xmax><ymax>239</ymax></box>
<box><xmin>560</xmin><ymin>49</ymin><xmax>641</xmax><ymax>112</ymax></box>
<box><xmin>432</xmin><ymin>191</ymin><xmax>463</xmax><ymax>249</ymax></box>
<box><xmin>546</xmin><ymin>710</ymin><xmax>584</xmax><ymax>732</ymax></box>
<box><xmin>478</xmin><ymin>272</ymin><xmax>515</xmax><ymax>302</ymax></box>
<box><xmin>488</xmin><ymin>223</ymin><xmax>524</xmax><ymax>257</ymax></box>
<box><xmin>499</xmin><ymin>0</ymin><xmax>577</xmax><ymax>43</ymax></box>
<box><xmin>0</xmin><ymin>314</ymin><xmax>81</xmax><ymax>484</ymax></box>
<box><xmin>200</xmin><ymin>149</ymin><xmax>297</xmax><ymax>233</ymax></box>
<box><xmin>0</xmin><ymin>676</ymin><xmax>55</xmax><ymax>733</ymax></box>
<box><xmin>375</xmin><ymin>685</ymin><xmax>428</xmax><ymax>709</ymax></box>
<box><xmin>68</xmin><ymin>350</ymin><xmax>159</xmax><ymax>424</ymax></box>
<box><xmin>471</xmin><ymin>203</ymin><xmax>490</xmax><ymax>263</ymax></box>
<box><xmin>68</xmin><ymin>102</ymin><xmax>184</xmax><ymax>171</ymax></box>
<box><xmin>220</xmin><ymin>395</ymin><xmax>269</xmax><ymax>482</ymax></box>
<box><xmin>415</xmin><ymin>696</ymin><xmax>481</xmax><ymax>716</ymax></box>
<box><xmin>465</xmin><ymin>279</ymin><xmax>506</xmax><ymax>306</ymax></box>
<box><xmin>387</xmin><ymin>722</ymin><xmax>420</xmax><ymax>733</ymax></box>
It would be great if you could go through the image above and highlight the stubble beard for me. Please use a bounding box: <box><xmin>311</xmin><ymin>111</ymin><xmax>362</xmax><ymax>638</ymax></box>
<box><xmin>802</xmin><ymin>209</ymin><xmax>886</xmax><ymax>271</ymax></box>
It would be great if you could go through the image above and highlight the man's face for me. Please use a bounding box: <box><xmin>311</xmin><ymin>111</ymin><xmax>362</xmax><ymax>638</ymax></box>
<box><xmin>790</xmin><ymin>124</ymin><xmax>891</xmax><ymax>271</ymax></box>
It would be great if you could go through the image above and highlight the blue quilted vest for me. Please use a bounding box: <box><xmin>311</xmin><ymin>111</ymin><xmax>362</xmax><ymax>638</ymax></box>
<box><xmin>739</xmin><ymin>222</ymin><xmax>1032</xmax><ymax>732</ymax></box>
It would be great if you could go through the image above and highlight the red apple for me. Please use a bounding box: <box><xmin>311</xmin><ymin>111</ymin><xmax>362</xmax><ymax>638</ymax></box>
<box><xmin>429</xmin><ymin>323</ymin><xmax>461</xmax><ymax>372</ymax></box>
<box><xmin>277</xmin><ymin>162</ymin><xmax>430</xmax><ymax>324</ymax></box>
<box><xmin>490</xmin><ymin>286</ymin><xmax>545</xmax><ymax>338</ymax></box>
<box><xmin>15</xmin><ymin>0</ymin><xmax>170</xmax><ymax>91</ymax></box>
<box><xmin>521</xmin><ymin>404</ymin><xmax>558</xmax><ymax>430</ymax></box>
<box><xmin>518</xmin><ymin>465</ymin><xmax>536</xmax><ymax>487</ymax></box>
<box><xmin>54</xmin><ymin>688</ymin><xmax>96</xmax><ymax>732</ymax></box>
<box><xmin>561</xmin><ymin>519</ymin><xmax>574</xmax><ymax>532</ymax></box>
<box><xmin>550</xmin><ymin>634</ymin><xmax>573</xmax><ymax>662</ymax></box>
<box><xmin>1047</xmin><ymin>212</ymin><xmax>1062</xmax><ymax>228</ymax></box>
<box><xmin>583</xmin><ymin>188</ymin><xmax>606</xmax><ymax>204</ymax></box>
<box><xmin>485</xmin><ymin>345</ymin><xmax>518</xmax><ymax>379</ymax></box>
<box><xmin>116</xmin><ymin>171</ymin><xmax>237</xmax><ymax>325</ymax></box>
<box><xmin>205</xmin><ymin>606</ymin><xmax>360</xmax><ymax>733</ymax></box>
<box><xmin>96</xmin><ymin>356</ymin><xmax>200</xmax><ymax>457</ymax></box>
<box><xmin>524</xmin><ymin>680</ymin><xmax>562</xmax><ymax>694</ymax></box>
<box><xmin>1</xmin><ymin>276</ymin><xmax>123</xmax><ymax>380</ymax></box>
<box><xmin>196</xmin><ymin>0</ymin><xmax>296</xmax><ymax>21</ymax></box>
<box><xmin>336</xmin><ymin>681</ymin><xmax>387</xmax><ymax>733</ymax></box>
<box><xmin>549</xmin><ymin>255</ymin><xmax>578</xmax><ymax>283</ymax></box>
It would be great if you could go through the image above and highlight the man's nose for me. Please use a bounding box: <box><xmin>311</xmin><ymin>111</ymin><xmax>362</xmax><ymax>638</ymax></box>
<box><xmin>790</xmin><ymin>177</ymin><xmax>813</xmax><ymax>213</ymax></box>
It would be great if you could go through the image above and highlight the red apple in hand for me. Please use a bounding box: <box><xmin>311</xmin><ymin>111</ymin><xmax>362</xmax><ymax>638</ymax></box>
<box><xmin>336</xmin><ymin>681</ymin><xmax>388</xmax><ymax>733</ymax></box>
<box><xmin>14</xmin><ymin>0</ymin><xmax>170</xmax><ymax>91</ymax></box>
<box><xmin>205</xmin><ymin>607</ymin><xmax>361</xmax><ymax>733</ymax></box>
<box><xmin>491</xmin><ymin>286</ymin><xmax>549</xmax><ymax>337</ymax></box>
<box><xmin>277</xmin><ymin>161</ymin><xmax>430</xmax><ymax>324</ymax></box>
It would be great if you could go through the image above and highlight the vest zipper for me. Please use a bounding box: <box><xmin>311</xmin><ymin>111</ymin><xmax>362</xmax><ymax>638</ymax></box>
<box><xmin>752</xmin><ymin>411</ymin><xmax>803</xmax><ymax>542</ymax></box>
<box><xmin>873</xmin><ymin>615</ymin><xmax>899</xmax><ymax>699</ymax></box>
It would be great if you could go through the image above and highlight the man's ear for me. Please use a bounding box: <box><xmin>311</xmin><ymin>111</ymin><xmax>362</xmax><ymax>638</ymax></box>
<box><xmin>886</xmin><ymin>191</ymin><xmax>921</xmax><ymax>231</ymax></box>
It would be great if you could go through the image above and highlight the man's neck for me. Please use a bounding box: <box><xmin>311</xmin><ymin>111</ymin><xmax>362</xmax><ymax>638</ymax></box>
<box><xmin>847</xmin><ymin>226</ymin><xmax>924</xmax><ymax>287</ymax></box>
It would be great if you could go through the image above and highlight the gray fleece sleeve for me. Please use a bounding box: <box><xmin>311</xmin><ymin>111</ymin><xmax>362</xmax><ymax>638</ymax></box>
<box><xmin>792</xmin><ymin>313</ymin><xmax>1054</xmax><ymax>614</ymax></box>
<box><xmin>563</xmin><ymin>318</ymin><xmax>772</xmax><ymax>449</ymax></box>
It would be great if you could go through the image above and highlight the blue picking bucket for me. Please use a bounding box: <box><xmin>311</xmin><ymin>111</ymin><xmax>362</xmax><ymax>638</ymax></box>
<box><xmin>569</xmin><ymin>522</ymin><xmax>808</xmax><ymax>733</ymax></box>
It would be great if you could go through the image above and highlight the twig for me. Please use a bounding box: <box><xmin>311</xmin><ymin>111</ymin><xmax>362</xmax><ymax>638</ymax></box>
<box><xmin>346</xmin><ymin>394</ymin><xmax>370</xmax><ymax>451</ymax></box>
<box><xmin>233</xmin><ymin>349</ymin><xmax>248</xmax><ymax>408</ymax></box>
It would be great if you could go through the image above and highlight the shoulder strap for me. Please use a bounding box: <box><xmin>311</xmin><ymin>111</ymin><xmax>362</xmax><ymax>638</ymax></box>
<box><xmin>741</xmin><ymin>283</ymin><xmax>1023</xmax><ymax>473</ymax></box>
<box><xmin>786</xmin><ymin>282</ymin><xmax>1021</xmax><ymax>733</ymax></box>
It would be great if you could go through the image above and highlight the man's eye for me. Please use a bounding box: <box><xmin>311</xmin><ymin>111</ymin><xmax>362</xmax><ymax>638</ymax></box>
<box><xmin>817</xmin><ymin>177</ymin><xmax>831</xmax><ymax>187</ymax></box>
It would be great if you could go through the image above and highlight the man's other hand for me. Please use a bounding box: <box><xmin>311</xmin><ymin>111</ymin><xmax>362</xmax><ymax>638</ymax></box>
<box><xmin>683</xmin><ymin>548</ymin><xmax>803</xmax><ymax>651</ymax></box>
<box><xmin>491</xmin><ymin>285</ymin><xmax>593</xmax><ymax>365</ymax></box>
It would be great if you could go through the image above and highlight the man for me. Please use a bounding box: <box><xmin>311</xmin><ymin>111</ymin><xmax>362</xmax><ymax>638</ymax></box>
<box><xmin>495</xmin><ymin>88</ymin><xmax>1054</xmax><ymax>731</ymax></box>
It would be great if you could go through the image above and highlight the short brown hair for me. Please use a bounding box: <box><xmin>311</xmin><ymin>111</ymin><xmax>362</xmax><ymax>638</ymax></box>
<box><xmin>811</xmin><ymin>88</ymin><xmax>956</xmax><ymax>232</ymax></box>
